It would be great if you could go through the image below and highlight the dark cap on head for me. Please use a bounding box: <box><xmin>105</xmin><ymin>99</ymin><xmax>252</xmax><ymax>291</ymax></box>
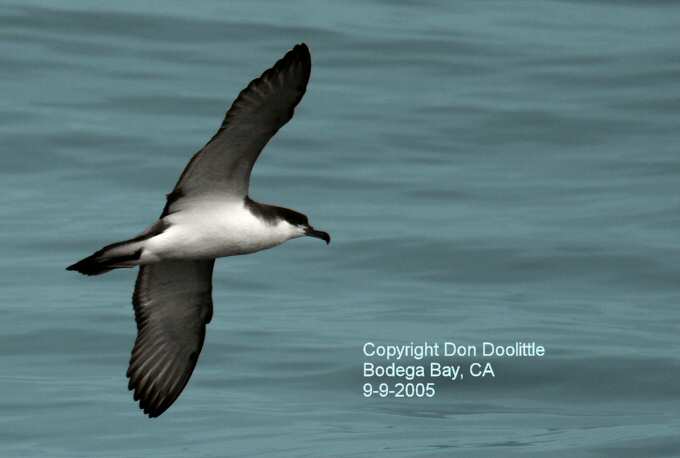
<box><xmin>245</xmin><ymin>197</ymin><xmax>330</xmax><ymax>244</ymax></box>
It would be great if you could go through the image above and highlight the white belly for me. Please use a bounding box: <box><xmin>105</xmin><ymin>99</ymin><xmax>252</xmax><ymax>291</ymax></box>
<box><xmin>140</xmin><ymin>200</ymin><xmax>296</xmax><ymax>262</ymax></box>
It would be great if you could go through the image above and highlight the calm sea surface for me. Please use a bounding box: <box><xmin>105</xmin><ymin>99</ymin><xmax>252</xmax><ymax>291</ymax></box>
<box><xmin>1</xmin><ymin>1</ymin><xmax>679</xmax><ymax>456</ymax></box>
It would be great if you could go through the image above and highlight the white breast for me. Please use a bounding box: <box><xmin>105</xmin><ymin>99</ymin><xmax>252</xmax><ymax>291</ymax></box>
<box><xmin>141</xmin><ymin>199</ymin><xmax>300</xmax><ymax>262</ymax></box>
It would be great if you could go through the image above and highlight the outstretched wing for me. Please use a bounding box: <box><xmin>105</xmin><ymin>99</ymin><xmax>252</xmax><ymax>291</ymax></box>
<box><xmin>162</xmin><ymin>43</ymin><xmax>312</xmax><ymax>216</ymax></box>
<box><xmin>127</xmin><ymin>260</ymin><xmax>215</xmax><ymax>417</ymax></box>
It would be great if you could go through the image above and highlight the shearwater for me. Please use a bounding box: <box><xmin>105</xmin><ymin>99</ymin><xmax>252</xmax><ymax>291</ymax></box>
<box><xmin>67</xmin><ymin>43</ymin><xmax>330</xmax><ymax>418</ymax></box>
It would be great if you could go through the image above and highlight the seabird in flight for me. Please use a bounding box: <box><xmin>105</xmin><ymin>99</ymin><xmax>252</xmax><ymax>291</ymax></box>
<box><xmin>67</xmin><ymin>43</ymin><xmax>329</xmax><ymax>417</ymax></box>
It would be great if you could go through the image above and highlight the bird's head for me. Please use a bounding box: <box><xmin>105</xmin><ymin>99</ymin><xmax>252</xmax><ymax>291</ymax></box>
<box><xmin>278</xmin><ymin>207</ymin><xmax>330</xmax><ymax>244</ymax></box>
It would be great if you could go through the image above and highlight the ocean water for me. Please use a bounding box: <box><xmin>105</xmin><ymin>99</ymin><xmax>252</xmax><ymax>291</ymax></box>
<box><xmin>1</xmin><ymin>0</ymin><xmax>680</xmax><ymax>456</ymax></box>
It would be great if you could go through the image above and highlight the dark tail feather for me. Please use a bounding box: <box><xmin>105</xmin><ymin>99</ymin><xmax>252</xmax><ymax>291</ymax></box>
<box><xmin>67</xmin><ymin>242</ymin><xmax>143</xmax><ymax>276</ymax></box>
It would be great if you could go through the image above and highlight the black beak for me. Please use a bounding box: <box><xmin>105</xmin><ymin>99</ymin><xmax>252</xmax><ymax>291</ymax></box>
<box><xmin>305</xmin><ymin>226</ymin><xmax>331</xmax><ymax>244</ymax></box>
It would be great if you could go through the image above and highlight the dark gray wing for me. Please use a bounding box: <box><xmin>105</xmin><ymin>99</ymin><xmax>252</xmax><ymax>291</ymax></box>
<box><xmin>127</xmin><ymin>260</ymin><xmax>214</xmax><ymax>417</ymax></box>
<box><xmin>162</xmin><ymin>43</ymin><xmax>311</xmax><ymax>216</ymax></box>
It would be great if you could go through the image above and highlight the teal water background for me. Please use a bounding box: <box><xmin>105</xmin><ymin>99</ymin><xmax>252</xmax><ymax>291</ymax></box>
<box><xmin>1</xmin><ymin>1</ymin><xmax>680</xmax><ymax>456</ymax></box>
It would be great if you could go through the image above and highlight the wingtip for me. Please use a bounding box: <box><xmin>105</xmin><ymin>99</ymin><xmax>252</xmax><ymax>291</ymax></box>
<box><xmin>139</xmin><ymin>395</ymin><xmax>170</xmax><ymax>418</ymax></box>
<box><xmin>292</xmin><ymin>42</ymin><xmax>311</xmax><ymax>62</ymax></box>
<box><xmin>66</xmin><ymin>261</ymin><xmax>85</xmax><ymax>274</ymax></box>
<box><xmin>144</xmin><ymin>407</ymin><xmax>163</xmax><ymax>419</ymax></box>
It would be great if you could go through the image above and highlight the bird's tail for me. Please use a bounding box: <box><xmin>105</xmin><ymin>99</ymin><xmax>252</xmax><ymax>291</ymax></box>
<box><xmin>67</xmin><ymin>238</ymin><xmax>146</xmax><ymax>276</ymax></box>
